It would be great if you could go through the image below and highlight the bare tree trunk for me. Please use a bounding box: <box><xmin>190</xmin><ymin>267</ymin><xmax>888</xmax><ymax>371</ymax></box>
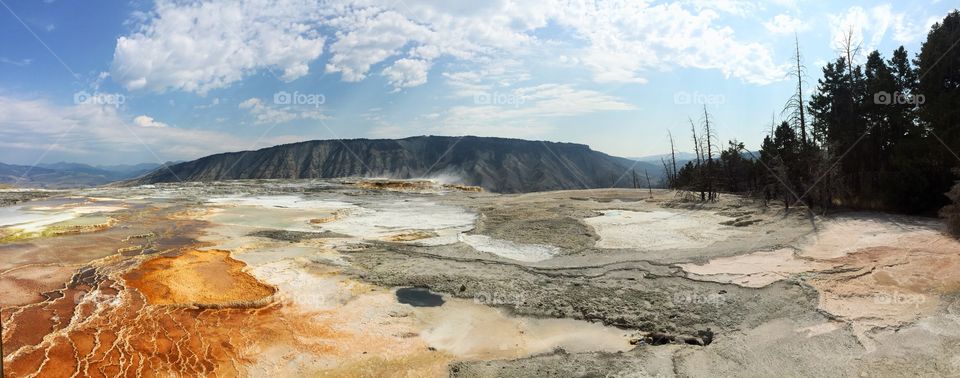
<box><xmin>668</xmin><ymin>130</ymin><xmax>678</xmax><ymax>187</ymax></box>
<box><xmin>796</xmin><ymin>36</ymin><xmax>807</xmax><ymax>144</ymax></box>
<box><xmin>702</xmin><ymin>106</ymin><xmax>715</xmax><ymax>201</ymax></box>
<box><xmin>660</xmin><ymin>157</ymin><xmax>671</xmax><ymax>188</ymax></box>
<box><xmin>689</xmin><ymin>118</ymin><xmax>704</xmax><ymax>200</ymax></box>
<box><xmin>838</xmin><ymin>25</ymin><xmax>862</xmax><ymax>90</ymax></box>
<box><xmin>645</xmin><ymin>169</ymin><xmax>653</xmax><ymax>198</ymax></box>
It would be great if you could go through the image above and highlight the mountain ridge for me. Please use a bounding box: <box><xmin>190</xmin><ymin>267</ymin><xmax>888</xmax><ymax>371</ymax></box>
<box><xmin>130</xmin><ymin>136</ymin><xmax>661</xmax><ymax>193</ymax></box>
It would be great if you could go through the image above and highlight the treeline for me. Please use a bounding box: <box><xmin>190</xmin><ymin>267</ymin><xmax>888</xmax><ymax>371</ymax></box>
<box><xmin>664</xmin><ymin>10</ymin><xmax>960</xmax><ymax>219</ymax></box>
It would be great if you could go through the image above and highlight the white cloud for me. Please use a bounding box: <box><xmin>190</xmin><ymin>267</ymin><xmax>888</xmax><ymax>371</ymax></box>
<box><xmin>366</xmin><ymin>83</ymin><xmax>635</xmax><ymax>138</ymax></box>
<box><xmin>436</xmin><ymin>83</ymin><xmax>635</xmax><ymax>136</ymax></box>
<box><xmin>0</xmin><ymin>96</ymin><xmax>297</xmax><ymax>164</ymax></box>
<box><xmin>764</xmin><ymin>14</ymin><xmax>809</xmax><ymax>34</ymax></box>
<box><xmin>829</xmin><ymin>5</ymin><xmax>932</xmax><ymax>60</ymax></box>
<box><xmin>682</xmin><ymin>0</ymin><xmax>759</xmax><ymax>17</ymax></box>
<box><xmin>133</xmin><ymin>115</ymin><xmax>169</xmax><ymax>128</ymax></box>
<box><xmin>111</xmin><ymin>0</ymin><xmax>325</xmax><ymax>94</ymax></box>
<box><xmin>238</xmin><ymin>97</ymin><xmax>329</xmax><ymax>125</ymax></box>
<box><xmin>443</xmin><ymin>59</ymin><xmax>532</xmax><ymax>98</ymax></box>
<box><xmin>382</xmin><ymin>58</ymin><xmax>432</xmax><ymax>89</ymax></box>
<box><xmin>552</xmin><ymin>2</ymin><xmax>788</xmax><ymax>85</ymax></box>
<box><xmin>112</xmin><ymin>0</ymin><xmax>788</xmax><ymax>93</ymax></box>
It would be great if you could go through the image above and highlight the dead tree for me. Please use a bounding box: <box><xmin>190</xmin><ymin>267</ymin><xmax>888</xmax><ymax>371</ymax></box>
<box><xmin>645</xmin><ymin>169</ymin><xmax>653</xmax><ymax>198</ymax></box>
<box><xmin>783</xmin><ymin>34</ymin><xmax>809</xmax><ymax>145</ymax></box>
<box><xmin>689</xmin><ymin>117</ymin><xmax>704</xmax><ymax>200</ymax></box>
<box><xmin>702</xmin><ymin>106</ymin><xmax>717</xmax><ymax>201</ymax></box>
<box><xmin>668</xmin><ymin>130</ymin><xmax>678</xmax><ymax>187</ymax></box>
<box><xmin>836</xmin><ymin>25</ymin><xmax>862</xmax><ymax>85</ymax></box>
<box><xmin>660</xmin><ymin>157</ymin><xmax>672</xmax><ymax>189</ymax></box>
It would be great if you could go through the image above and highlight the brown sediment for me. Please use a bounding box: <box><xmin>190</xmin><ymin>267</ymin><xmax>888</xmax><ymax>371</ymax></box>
<box><xmin>122</xmin><ymin>232</ymin><xmax>155</xmax><ymax>242</ymax></box>
<box><xmin>0</xmin><ymin>206</ymin><xmax>208</xmax><ymax>272</ymax></box>
<box><xmin>356</xmin><ymin>179</ymin><xmax>435</xmax><ymax>191</ymax></box>
<box><xmin>680</xmin><ymin>248</ymin><xmax>836</xmax><ymax>288</ymax></box>
<box><xmin>0</xmin><ymin>229</ymin><xmax>37</xmax><ymax>243</ymax></box>
<box><xmin>387</xmin><ymin>230</ymin><xmax>439</xmax><ymax>241</ymax></box>
<box><xmin>0</xmin><ymin>265</ymin><xmax>79</xmax><ymax>307</ymax></box>
<box><xmin>117</xmin><ymin>245</ymin><xmax>145</xmax><ymax>254</ymax></box>
<box><xmin>124</xmin><ymin>249</ymin><xmax>276</xmax><ymax>308</ymax></box>
<box><xmin>789</xmin><ymin>220</ymin><xmax>960</xmax><ymax>344</ymax></box>
<box><xmin>809</xmin><ymin>243</ymin><xmax>960</xmax><ymax>330</ymax></box>
<box><xmin>310</xmin><ymin>209</ymin><xmax>349</xmax><ymax>224</ymax></box>
<box><xmin>168</xmin><ymin>207</ymin><xmax>214</xmax><ymax>220</ymax></box>
<box><xmin>314</xmin><ymin>353</ymin><xmax>450</xmax><ymax>377</ymax></box>
<box><xmin>679</xmin><ymin>214</ymin><xmax>960</xmax><ymax>334</ymax></box>
<box><xmin>442</xmin><ymin>183</ymin><xmax>483</xmax><ymax>192</ymax></box>
<box><xmin>43</xmin><ymin>218</ymin><xmax>118</xmax><ymax>236</ymax></box>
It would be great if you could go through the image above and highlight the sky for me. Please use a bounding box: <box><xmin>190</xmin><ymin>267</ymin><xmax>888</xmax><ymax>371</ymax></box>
<box><xmin>0</xmin><ymin>0</ymin><xmax>954</xmax><ymax>166</ymax></box>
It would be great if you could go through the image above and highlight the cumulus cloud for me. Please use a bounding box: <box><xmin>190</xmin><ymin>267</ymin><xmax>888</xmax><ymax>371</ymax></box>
<box><xmin>554</xmin><ymin>2</ymin><xmax>788</xmax><ymax>85</ymax></box>
<box><xmin>111</xmin><ymin>0</ymin><xmax>788</xmax><ymax>93</ymax></box>
<box><xmin>111</xmin><ymin>0</ymin><xmax>325</xmax><ymax>94</ymax></box>
<box><xmin>133</xmin><ymin>115</ymin><xmax>169</xmax><ymax>128</ymax></box>
<box><xmin>764</xmin><ymin>14</ymin><xmax>809</xmax><ymax>34</ymax></box>
<box><xmin>382</xmin><ymin>58</ymin><xmax>432</xmax><ymax>89</ymax></box>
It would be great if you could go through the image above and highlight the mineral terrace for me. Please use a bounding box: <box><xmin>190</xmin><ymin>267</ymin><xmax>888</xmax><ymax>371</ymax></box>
<box><xmin>2</xmin><ymin>179</ymin><xmax>959</xmax><ymax>377</ymax></box>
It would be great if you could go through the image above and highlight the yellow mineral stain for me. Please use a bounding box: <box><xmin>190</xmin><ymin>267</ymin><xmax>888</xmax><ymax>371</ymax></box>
<box><xmin>124</xmin><ymin>249</ymin><xmax>276</xmax><ymax>308</ymax></box>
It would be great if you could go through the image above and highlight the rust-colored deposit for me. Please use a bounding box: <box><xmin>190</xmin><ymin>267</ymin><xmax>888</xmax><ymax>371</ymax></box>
<box><xmin>124</xmin><ymin>249</ymin><xmax>276</xmax><ymax>308</ymax></box>
<box><xmin>2</xmin><ymin>199</ymin><xmax>452</xmax><ymax>377</ymax></box>
<box><xmin>3</xmin><ymin>279</ymin><xmax>339</xmax><ymax>377</ymax></box>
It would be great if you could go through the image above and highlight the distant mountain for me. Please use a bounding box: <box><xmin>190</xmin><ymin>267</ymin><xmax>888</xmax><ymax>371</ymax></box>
<box><xmin>632</xmin><ymin>152</ymin><xmax>699</xmax><ymax>165</ymax></box>
<box><xmin>632</xmin><ymin>151</ymin><xmax>759</xmax><ymax>170</ymax></box>
<box><xmin>0</xmin><ymin>162</ymin><xmax>164</xmax><ymax>188</ymax></box>
<box><xmin>95</xmin><ymin>163</ymin><xmax>169</xmax><ymax>176</ymax></box>
<box><xmin>130</xmin><ymin>136</ymin><xmax>663</xmax><ymax>193</ymax></box>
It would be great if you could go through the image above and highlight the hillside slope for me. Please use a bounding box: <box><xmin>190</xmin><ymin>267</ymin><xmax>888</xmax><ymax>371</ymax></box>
<box><xmin>131</xmin><ymin>136</ymin><xmax>659</xmax><ymax>193</ymax></box>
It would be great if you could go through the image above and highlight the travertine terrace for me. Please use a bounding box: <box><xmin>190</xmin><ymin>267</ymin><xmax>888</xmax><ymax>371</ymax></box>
<box><xmin>2</xmin><ymin>180</ymin><xmax>959</xmax><ymax>377</ymax></box>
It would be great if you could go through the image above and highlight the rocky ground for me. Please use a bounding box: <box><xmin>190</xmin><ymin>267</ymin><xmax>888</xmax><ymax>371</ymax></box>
<box><xmin>342</xmin><ymin>188</ymin><xmax>960</xmax><ymax>377</ymax></box>
<box><xmin>2</xmin><ymin>181</ymin><xmax>959</xmax><ymax>377</ymax></box>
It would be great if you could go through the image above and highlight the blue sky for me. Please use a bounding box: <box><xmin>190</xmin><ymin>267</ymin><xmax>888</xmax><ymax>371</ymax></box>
<box><xmin>0</xmin><ymin>0</ymin><xmax>953</xmax><ymax>165</ymax></box>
